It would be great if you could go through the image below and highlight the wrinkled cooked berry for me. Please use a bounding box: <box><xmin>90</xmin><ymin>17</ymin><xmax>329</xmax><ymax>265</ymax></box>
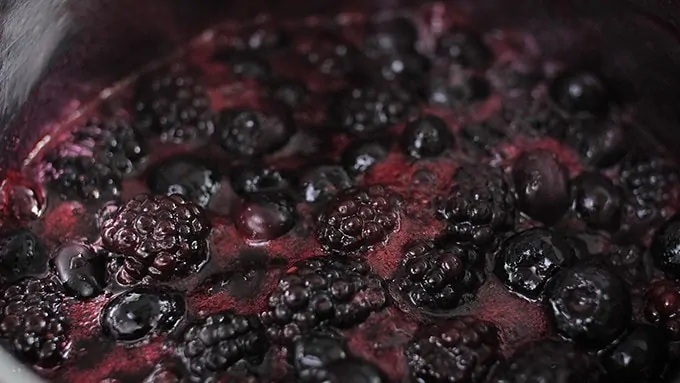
<box><xmin>619</xmin><ymin>153</ymin><xmax>679</xmax><ymax>205</ymax></box>
<box><xmin>644</xmin><ymin>280</ymin><xmax>680</xmax><ymax>340</ymax></box>
<box><xmin>405</xmin><ymin>316</ymin><xmax>499</xmax><ymax>383</ymax></box>
<box><xmin>487</xmin><ymin>340</ymin><xmax>605</xmax><ymax>382</ymax></box>
<box><xmin>604</xmin><ymin>324</ymin><xmax>667</xmax><ymax>383</ymax></box>
<box><xmin>316</xmin><ymin>186</ymin><xmax>401</xmax><ymax>253</ymax></box>
<box><xmin>216</xmin><ymin>109</ymin><xmax>294</xmax><ymax>158</ymax></box>
<box><xmin>180</xmin><ymin>311</ymin><xmax>267</xmax><ymax>380</ymax></box>
<box><xmin>651</xmin><ymin>214</ymin><xmax>680</xmax><ymax>278</ymax></box>
<box><xmin>439</xmin><ymin>165</ymin><xmax>515</xmax><ymax>249</ymax></box>
<box><xmin>101</xmin><ymin>287</ymin><xmax>185</xmax><ymax>342</ymax></box>
<box><xmin>230</xmin><ymin>166</ymin><xmax>291</xmax><ymax>197</ymax></box>
<box><xmin>573</xmin><ymin>172</ymin><xmax>622</xmax><ymax>230</ymax></box>
<box><xmin>234</xmin><ymin>192</ymin><xmax>297</xmax><ymax>241</ymax></box>
<box><xmin>147</xmin><ymin>155</ymin><xmax>221</xmax><ymax>208</ymax></box>
<box><xmin>495</xmin><ymin>228</ymin><xmax>576</xmax><ymax>298</ymax></box>
<box><xmin>550</xmin><ymin>71</ymin><xmax>608</xmax><ymax>115</ymax></box>
<box><xmin>427</xmin><ymin>62</ymin><xmax>489</xmax><ymax>107</ymax></box>
<box><xmin>100</xmin><ymin>194</ymin><xmax>211</xmax><ymax>284</ymax></box>
<box><xmin>259</xmin><ymin>256</ymin><xmax>386</xmax><ymax>343</ymax></box>
<box><xmin>435</xmin><ymin>27</ymin><xmax>492</xmax><ymax>69</ymax></box>
<box><xmin>300</xmin><ymin>165</ymin><xmax>354</xmax><ymax>204</ymax></box>
<box><xmin>512</xmin><ymin>150</ymin><xmax>570</xmax><ymax>224</ymax></box>
<box><xmin>545</xmin><ymin>265</ymin><xmax>631</xmax><ymax>346</ymax></box>
<box><xmin>341</xmin><ymin>138</ymin><xmax>391</xmax><ymax>175</ymax></box>
<box><xmin>363</xmin><ymin>17</ymin><xmax>418</xmax><ymax>57</ymax></box>
<box><xmin>53</xmin><ymin>243</ymin><xmax>107</xmax><ymax>299</ymax></box>
<box><xmin>400</xmin><ymin>115</ymin><xmax>454</xmax><ymax>159</ymax></box>
<box><xmin>0</xmin><ymin>230</ymin><xmax>47</xmax><ymax>283</ymax></box>
<box><xmin>393</xmin><ymin>242</ymin><xmax>483</xmax><ymax>312</ymax></box>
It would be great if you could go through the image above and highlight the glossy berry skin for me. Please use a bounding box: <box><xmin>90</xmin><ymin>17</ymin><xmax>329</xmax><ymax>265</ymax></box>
<box><xmin>101</xmin><ymin>287</ymin><xmax>185</xmax><ymax>343</ymax></box>
<box><xmin>400</xmin><ymin>115</ymin><xmax>454</xmax><ymax>159</ymax></box>
<box><xmin>100</xmin><ymin>193</ymin><xmax>211</xmax><ymax>284</ymax></box>
<box><xmin>644</xmin><ymin>280</ymin><xmax>680</xmax><ymax>340</ymax></box>
<box><xmin>405</xmin><ymin>316</ymin><xmax>499</xmax><ymax>383</ymax></box>
<box><xmin>321</xmin><ymin>358</ymin><xmax>387</xmax><ymax>383</ymax></box>
<box><xmin>0</xmin><ymin>230</ymin><xmax>47</xmax><ymax>283</ymax></box>
<box><xmin>487</xmin><ymin>339</ymin><xmax>605</xmax><ymax>383</ymax></box>
<box><xmin>650</xmin><ymin>214</ymin><xmax>680</xmax><ymax>278</ymax></box>
<box><xmin>292</xmin><ymin>332</ymin><xmax>348</xmax><ymax>381</ymax></box>
<box><xmin>216</xmin><ymin>108</ymin><xmax>294</xmax><ymax>158</ymax></box>
<box><xmin>435</xmin><ymin>28</ymin><xmax>492</xmax><ymax>69</ymax></box>
<box><xmin>234</xmin><ymin>192</ymin><xmax>297</xmax><ymax>241</ymax></box>
<box><xmin>316</xmin><ymin>186</ymin><xmax>401</xmax><ymax>253</ymax></box>
<box><xmin>230</xmin><ymin>166</ymin><xmax>291</xmax><ymax>197</ymax></box>
<box><xmin>147</xmin><ymin>155</ymin><xmax>221</xmax><ymax>208</ymax></box>
<box><xmin>572</xmin><ymin>172</ymin><xmax>622</xmax><ymax>231</ymax></box>
<box><xmin>300</xmin><ymin>165</ymin><xmax>354</xmax><ymax>204</ymax></box>
<box><xmin>341</xmin><ymin>138</ymin><xmax>391</xmax><ymax>175</ymax></box>
<box><xmin>545</xmin><ymin>265</ymin><xmax>631</xmax><ymax>346</ymax></box>
<box><xmin>567</xmin><ymin>118</ymin><xmax>626</xmax><ymax>168</ymax></box>
<box><xmin>512</xmin><ymin>149</ymin><xmax>570</xmax><ymax>224</ymax></box>
<box><xmin>53</xmin><ymin>243</ymin><xmax>107</xmax><ymax>299</ymax></box>
<box><xmin>604</xmin><ymin>324</ymin><xmax>667</xmax><ymax>383</ymax></box>
<box><xmin>180</xmin><ymin>311</ymin><xmax>268</xmax><ymax>381</ymax></box>
<box><xmin>550</xmin><ymin>72</ymin><xmax>608</xmax><ymax>115</ymax></box>
<box><xmin>620</xmin><ymin>154</ymin><xmax>679</xmax><ymax>205</ymax></box>
<box><xmin>495</xmin><ymin>228</ymin><xmax>576</xmax><ymax>299</ymax></box>
<box><xmin>259</xmin><ymin>256</ymin><xmax>386</xmax><ymax>343</ymax></box>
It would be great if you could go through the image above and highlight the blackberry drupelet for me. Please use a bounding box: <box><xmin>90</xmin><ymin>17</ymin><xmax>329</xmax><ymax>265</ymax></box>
<box><xmin>438</xmin><ymin>164</ymin><xmax>515</xmax><ymax>250</ymax></box>
<box><xmin>180</xmin><ymin>311</ymin><xmax>268</xmax><ymax>381</ymax></box>
<box><xmin>644</xmin><ymin>279</ymin><xmax>680</xmax><ymax>340</ymax></box>
<box><xmin>393</xmin><ymin>242</ymin><xmax>483</xmax><ymax>312</ymax></box>
<box><xmin>134</xmin><ymin>64</ymin><xmax>214</xmax><ymax>143</ymax></box>
<box><xmin>47</xmin><ymin>156</ymin><xmax>122</xmax><ymax>202</ymax></box>
<box><xmin>316</xmin><ymin>185</ymin><xmax>401</xmax><ymax>253</ymax></box>
<box><xmin>405</xmin><ymin>316</ymin><xmax>499</xmax><ymax>383</ymax></box>
<box><xmin>487</xmin><ymin>339</ymin><xmax>605</xmax><ymax>383</ymax></box>
<box><xmin>259</xmin><ymin>256</ymin><xmax>387</xmax><ymax>343</ymax></box>
<box><xmin>0</xmin><ymin>278</ymin><xmax>68</xmax><ymax>368</ymax></box>
<box><xmin>619</xmin><ymin>153</ymin><xmax>679</xmax><ymax>206</ymax></box>
<box><xmin>100</xmin><ymin>193</ymin><xmax>211</xmax><ymax>284</ymax></box>
<box><xmin>215</xmin><ymin>108</ymin><xmax>294</xmax><ymax>158</ymax></box>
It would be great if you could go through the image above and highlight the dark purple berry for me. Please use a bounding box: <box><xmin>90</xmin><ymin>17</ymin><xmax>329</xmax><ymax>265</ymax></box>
<box><xmin>293</xmin><ymin>332</ymin><xmax>348</xmax><ymax>381</ymax></box>
<box><xmin>147</xmin><ymin>155</ymin><xmax>221</xmax><ymax>208</ymax></box>
<box><xmin>460</xmin><ymin>120</ymin><xmax>506</xmax><ymax>156</ymax></box>
<box><xmin>405</xmin><ymin>316</ymin><xmax>499</xmax><ymax>383</ymax></box>
<box><xmin>376</xmin><ymin>52</ymin><xmax>431</xmax><ymax>84</ymax></box>
<box><xmin>341</xmin><ymin>138</ymin><xmax>391</xmax><ymax>175</ymax></box>
<box><xmin>550</xmin><ymin>71</ymin><xmax>608</xmax><ymax>115</ymax></box>
<box><xmin>300</xmin><ymin>165</ymin><xmax>354</xmax><ymax>204</ymax></box>
<box><xmin>604</xmin><ymin>324</ymin><xmax>667</xmax><ymax>383</ymax></box>
<box><xmin>229</xmin><ymin>166</ymin><xmax>291</xmax><ymax>197</ymax></box>
<box><xmin>567</xmin><ymin>118</ymin><xmax>627</xmax><ymax>167</ymax></box>
<box><xmin>216</xmin><ymin>109</ymin><xmax>294</xmax><ymax>158</ymax></box>
<box><xmin>180</xmin><ymin>311</ymin><xmax>267</xmax><ymax>380</ymax></box>
<box><xmin>101</xmin><ymin>287</ymin><xmax>185</xmax><ymax>343</ymax></box>
<box><xmin>234</xmin><ymin>193</ymin><xmax>296</xmax><ymax>241</ymax></box>
<box><xmin>545</xmin><ymin>264</ymin><xmax>631</xmax><ymax>346</ymax></box>
<box><xmin>259</xmin><ymin>256</ymin><xmax>386</xmax><ymax>343</ymax></box>
<box><xmin>487</xmin><ymin>340</ymin><xmax>605</xmax><ymax>383</ymax></box>
<box><xmin>303</xmin><ymin>32</ymin><xmax>360</xmax><ymax>77</ymax></box>
<box><xmin>270</xmin><ymin>80</ymin><xmax>308</xmax><ymax>107</ymax></box>
<box><xmin>400</xmin><ymin>115</ymin><xmax>454</xmax><ymax>159</ymax></box>
<box><xmin>495</xmin><ymin>228</ymin><xmax>576</xmax><ymax>298</ymax></box>
<box><xmin>100</xmin><ymin>194</ymin><xmax>211</xmax><ymax>284</ymax></box>
<box><xmin>316</xmin><ymin>185</ymin><xmax>401</xmax><ymax>253</ymax></box>
<box><xmin>213</xmin><ymin>50</ymin><xmax>272</xmax><ymax>80</ymax></box>
<box><xmin>53</xmin><ymin>243</ymin><xmax>106</xmax><ymax>299</ymax></box>
<box><xmin>603</xmin><ymin>245</ymin><xmax>650</xmax><ymax>290</ymax></box>
<box><xmin>645</xmin><ymin>280</ymin><xmax>680</xmax><ymax>340</ymax></box>
<box><xmin>573</xmin><ymin>172</ymin><xmax>622</xmax><ymax>230</ymax></box>
<box><xmin>322</xmin><ymin>358</ymin><xmax>387</xmax><ymax>383</ymax></box>
<box><xmin>435</xmin><ymin>28</ymin><xmax>492</xmax><ymax>69</ymax></box>
<box><xmin>512</xmin><ymin>149</ymin><xmax>570</xmax><ymax>224</ymax></box>
<box><xmin>363</xmin><ymin>17</ymin><xmax>418</xmax><ymax>57</ymax></box>
<box><xmin>427</xmin><ymin>63</ymin><xmax>489</xmax><ymax>107</ymax></box>
<box><xmin>0</xmin><ymin>230</ymin><xmax>47</xmax><ymax>283</ymax></box>
<box><xmin>620</xmin><ymin>153</ymin><xmax>679</xmax><ymax>206</ymax></box>
<box><xmin>651</xmin><ymin>214</ymin><xmax>680</xmax><ymax>278</ymax></box>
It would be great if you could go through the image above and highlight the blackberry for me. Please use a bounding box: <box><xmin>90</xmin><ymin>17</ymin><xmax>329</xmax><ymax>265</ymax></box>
<box><xmin>619</xmin><ymin>153</ymin><xmax>679</xmax><ymax>206</ymax></box>
<box><xmin>572</xmin><ymin>172</ymin><xmax>623</xmax><ymax>231</ymax></box>
<box><xmin>487</xmin><ymin>339</ymin><xmax>605</xmax><ymax>383</ymax></box>
<box><xmin>47</xmin><ymin>155</ymin><xmax>122</xmax><ymax>202</ymax></box>
<box><xmin>545</xmin><ymin>265</ymin><xmax>631</xmax><ymax>346</ymax></box>
<box><xmin>435</xmin><ymin>27</ymin><xmax>492</xmax><ymax>69</ymax></box>
<box><xmin>550</xmin><ymin>71</ymin><xmax>608</xmax><ymax>115</ymax></box>
<box><xmin>300</xmin><ymin>165</ymin><xmax>354</xmax><ymax>204</ymax></box>
<box><xmin>604</xmin><ymin>324</ymin><xmax>667</xmax><ymax>383</ymax></box>
<box><xmin>512</xmin><ymin>150</ymin><xmax>570</xmax><ymax>224</ymax></box>
<box><xmin>438</xmin><ymin>165</ymin><xmax>515</xmax><ymax>250</ymax></box>
<box><xmin>0</xmin><ymin>278</ymin><xmax>68</xmax><ymax>368</ymax></box>
<box><xmin>0</xmin><ymin>230</ymin><xmax>47</xmax><ymax>283</ymax></box>
<box><xmin>427</xmin><ymin>62</ymin><xmax>489</xmax><ymax>108</ymax></box>
<box><xmin>327</xmin><ymin>84</ymin><xmax>416</xmax><ymax>136</ymax></box>
<box><xmin>134</xmin><ymin>64</ymin><xmax>214</xmax><ymax>143</ymax></box>
<box><xmin>100</xmin><ymin>193</ymin><xmax>211</xmax><ymax>284</ymax></box>
<box><xmin>147</xmin><ymin>155</ymin><xmax>221</xmax><ymax>208</ymax></box>
<box><xmin>234</xmin><ymin>192</ymin><xmax>297</xmax><ymax>241</ymax></box>
<box><xmin>341</xmin><ymin>138</ymin><xmax>391</xmax><ymax>175</ymax></box>
<box><xmin>213</xmin><ymin>49</ymin><xmax>272</xmax><ymax>81</ymax></box>
<box><xmin>101</xmin><ymin>287</ymin><xmax>185</xmax><ymax>342</ymax></box>
<box><xmin>603</xmin><ymin>245</ymin><xmax>649</xmax><ymax>290</ymax></box>
<box><xmin>400</xmin><ymin>115</ymin><xmax>454</xmax><ymax>159</ymax></box>
<box><xmin>405</xmin><ymin>316</ymin><xmax>499</xmax><ymax>383</ymax></box>
<box><xmin>53</xmin><ymin>242</ymin><xmax>107</xmax><ymax>299</ymax></box>
<box><xmin>393</xmin><ymin>242</ymin><xmax>483</xmax><ymax>312</ymax></box>
<box><xmin>215</xmin><ymin>109</ymin><xmax>294</xmax><ymax>158</ymax></box>
<box><xmin>292</xmin><ymin>332</ymin><xmax>348</xmax><ymax>381</ymax></box>
<box><xmin>230</xmin><ymin>166</ymin><xmax>291</xmax><ymax>197</ymax></box>
<box><xmin>495</xmin><ymin>228</ymin><xmax>576</xmax><ymax>299</ymax></box>
<box><xmin>316</xmin><ymin>185</ymin><xmax>401</xmax><ymax>253</ymax></box>
<box><xmin>259</xmin><ymin>256</ymin><xmax>387</xmax><ymax>343</ymax></box>
<box><xmin>644</xmin><ymin>280</ymin><xmax>680</xmax><ymax>340</ymax></box>
<box><xmin>180</xmin><ymin>311</ymin><xmax>268</xmax><ymax>380</ymax></box>
<box><xmin>651</xmin><ymin>214</ymin><xmax>680</xmax><ymax>278</ymax></box>
<box><xmin>363</xmin><ymin>17</ymin><xmax>418</xmax><ymax>57</ymax></box>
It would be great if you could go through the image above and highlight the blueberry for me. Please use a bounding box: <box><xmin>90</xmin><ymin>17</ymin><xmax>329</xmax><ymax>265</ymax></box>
<box><xmin>427</xmin><ymin>63</ymin><xmax>490</xmax><ymax>107</ymax></box>
<box><xmin>495</xmin><ymin>228</ymin><xmax>576</xmax><ymax>298</ymax></box>
<box><xmin>512</xmin><ymin>149</ymin><xmax>570</xmax><ymax>224</ymax></box>
<box><xmin>435</xmin><ymin>28</ymin><xmax>492</xmax><ymax>69</ymax></box>
<box><xmin>364</xmin><ymin>17</ymin><xmax>418</xmax><ymax>57</ymax></box>
<box><xmin>0</xmin><ymin>230</ymin><xmax>47</xmax><ymax>283</ymax></box>
<box><xmin>573</xmin><ymin>172</ymin><xmax>622</xmax><ymax>230</ymax></box>
<box><xmin>568</xmin><ymin>119</ymin><xmax>627</xmax><ymax>167</ymax></box>
<box><xmin>216</xmin><ymin>109</ymin><xmax>294</xmax><ymax>158</ymax></box>
<box><xmin>147</xmin><ymin>155</ymin><xmax>221</xmax><ymax>207</ymax></box>
<box><xmin>550</xmin><ymin>72</ymin><xmax>608</xmax><ymax>115</ymax></box>
<box><xmin>101</xmin><ymin>288</ymin><xmax>185</xmax><ymax>343</ymax></box>
<box><xmin>323</xmin><ymin>358</ymin><xmax>387</xmax><ymax>383</ymax></box>
<box><xmin>234</xmin><ymin>193</ymin><xmax>297</xmax><ymax>241</ymax></box>
<box><xmin>545</xmin><ymin>265</ymin><xmax>631</xmax><ymax>346</ymax></box>
<box><xmin>400</xmin><ymin>115</ymin><xmax>454</xmax><ymax>159</ymax></box>
<box><xmin>293</xmin><ymin>332</ymin><xmax>347</xmax><ymax>378</ymax></box>
<box><xmin>300</xmin><ymin>165</ymin><xmax>354</xmax><ymax>204</ymax></box>
<box><xmin>53</xmin><ymin>243</ymin><xmax>106</xmax><ymax>299</ymax></box>
<box><xmin>650</xmin><ymin>214</ymin><xmax>680</xmax><ymax>278</ymax></box>
<box><xmin>230</xmin><ymin>166</ymin><xmax>291</xmax><ymax>197</ymax></box>
<box><xmin>604</xmin><ymin>324</ymin><xmax>667</xmax><ymax>382</ymax></box>
<box><xmin>341</xmin><ymin>138</ymin><xmax>391</xmax><ymax>175</ymax></box>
